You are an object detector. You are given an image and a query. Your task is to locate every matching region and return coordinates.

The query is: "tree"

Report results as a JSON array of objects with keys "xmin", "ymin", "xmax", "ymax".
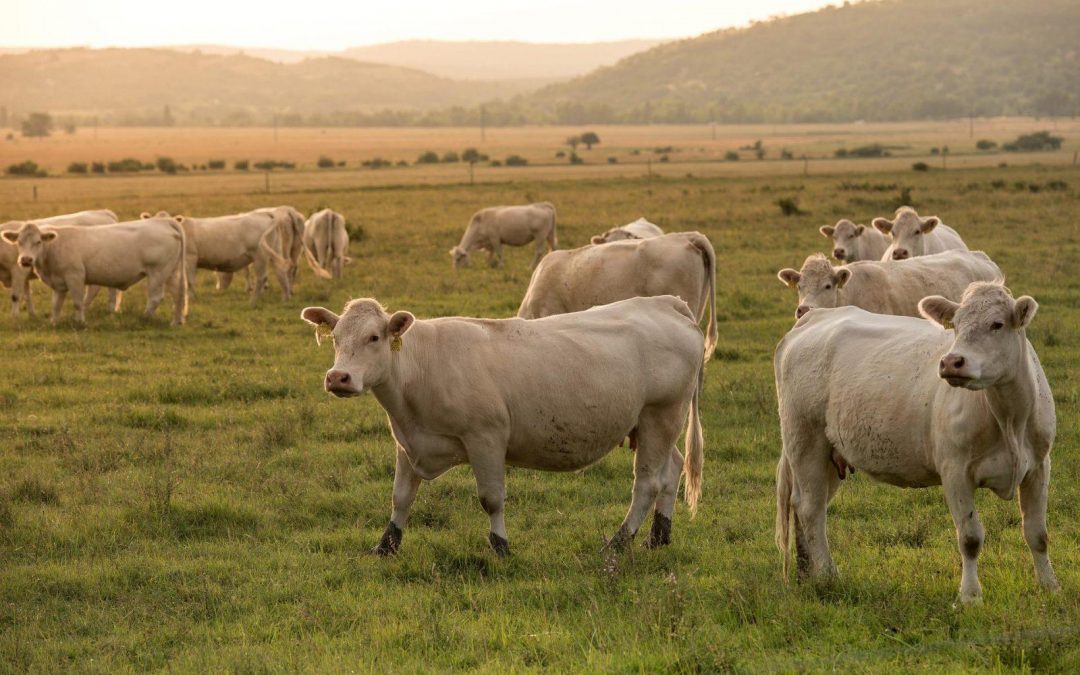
[
  {"xmin": 566, "ymin": 135, "xmax": 581, "ymax": 150},
  {"xmin": 21, "ymin": 112, "xmax": 53, "ymax": 138},
  {"xmin": 462, "ymin": 148, "xmax": 488, "ymax": 184},
  {"xmin": 580, "ymin": 132, "xmax": 600, "ymax": 150}
]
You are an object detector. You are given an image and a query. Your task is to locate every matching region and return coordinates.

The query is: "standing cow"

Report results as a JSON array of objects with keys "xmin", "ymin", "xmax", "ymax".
[
  {"xmin": 1, "ymin": 217, "xmax": 188, "ymax": 325},
  {"xmin": 774, "ymin": 283, "xmax": 1058, "ymax": 604},
  {"xmin": 818, "ymin": 218, "xmax": 890, "ymax": 263},
  {"xmin": 777, "ymin": 250, "xmax": 1000, "ymax": 319},
  {"xmin": 518, "ymin": 232, "xmax": 718, "ymax": 359},
  {"xmin": 214, "ymin": 206, "xmax": 305, "ymax": 292},
  {"xmin": 874, "ymin": 206, "xmax": 968, "ymax": 260},
  {"xmin": 301, "ymin": 295, "xmax": 705, "ymax": 556},
  {"xmin": 302, "ymin": 208, "xmax": 349, "ymax": 280},
  {"xmin": 591, "ymin": 217, "xmax": 664, "ymax": 244},
  {"xmin": 450, "ymin": 202, "xmax": 556, "ymax": 269},
  {"xmin": 2, "ymin": 210, "xmax": 119, "ymax": 318}
]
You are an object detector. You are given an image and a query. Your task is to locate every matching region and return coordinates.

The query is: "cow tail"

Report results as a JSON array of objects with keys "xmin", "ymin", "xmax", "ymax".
[
  {"xmin": 776, "ymin": 454, "xmax": 794, "ymax": 581},
  {"xmin": 301, "ymin": 214, "xmax": 334, "ymax": 279},
  {"xmin": 169, "ymin": 218, "xmax": 189, "ymax": 319},
  {"xmin": 259, "ymin": 224, "xmax": 291, "ymax": 273},
  {"xmin": 683, "ymin": 355, "xmax": 704, "ymax": 516},
  {"xmin": 689, "ymin": 232, "xmax": 718, "ymax": 360}
]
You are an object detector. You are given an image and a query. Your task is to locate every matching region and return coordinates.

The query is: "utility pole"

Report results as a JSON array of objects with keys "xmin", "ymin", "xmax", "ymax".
[{"xmin": 480, "ymin": 106, "xmax": 486, "ymax": 142}]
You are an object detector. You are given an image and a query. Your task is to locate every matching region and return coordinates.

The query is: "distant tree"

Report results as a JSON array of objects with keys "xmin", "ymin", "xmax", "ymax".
[
  {"xmin": 580, "ymin": 132, "xmax": 600, "ymax": 150},
  {"xmin": 91, "ymin": 162, "xmax": 105, "ymax": 174},
  {"xmin": 724, "ymin": 150, "xmax": 739, "ymax": 161},
  {"xmin": 912, "ymin": 162, "xmax": 930, "ymax": 172},
  {"xmin": 566, "ymin": 135, "xmax": 581, "ymax": 150},
  {"xmin": 975, "ymin": 139, "xmax": 997, "ymax": 151},
  {"xmin": 6, "ymin": 160, "xmax": 45, "ymax": 176},
  {"xmin": 156, "ymin": 157, "xmax": 179, "ymax": 174},
  {"xmin": 208, "ymin": 159, "xmax": 226, "ymax": 169},
  {"xmin": 505, "ymin": 155, "xmax": 528, "ymax": 166},
  {"xmin": 417, "ymin": 151, "xmax": 440, "ymax": 164},
  {"xmin": 752, "ymin": 139, "xmax": 765, "ymax": 159},
  {"xmin": 442, "ymin": 151, "xmax": 460, "ymax": 163},
  {"xmin": 21, "ymin": 112, "xmax": 53, "ymax": 138},
  {"xmin": 234, "ymin": 159, "xmax": 250, "ymax": 170},
  {"xmin": 317, "ymin": 156, "xmax": 335, "ymax": 168},
  {"xmin": 67, "ymin": 162, "xmax": 88, "ymax": 174}
]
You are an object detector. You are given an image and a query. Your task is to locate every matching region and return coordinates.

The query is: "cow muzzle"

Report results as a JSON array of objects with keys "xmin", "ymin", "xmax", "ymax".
[
  {"xmin": 18, "ymin": 256, "xmax": 33, "ymax": 268},
  {"xmin": 795, "ymin": 305, "xmax": 812, "ymax": 319},
  {"xmin": 325, "ymin": 369, "xmax": 361, "ymax": 397},
  {"xmin": 891, "ymin": 249, "xmax": 910, "ymax": 261},
  {"xmin": 939, "ymin": 354, "xmax": 973, "ymax": 388},
  {"xmin": 833, "ymin": 248, "xmax": 846, "ymax": 260}
]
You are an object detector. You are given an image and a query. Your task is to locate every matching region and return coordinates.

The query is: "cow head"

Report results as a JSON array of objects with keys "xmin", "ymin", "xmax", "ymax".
[
  {"xmin": 777, "ymin": 254, "xmax": 852, "ymax": 319},
  {"xmin": 919, "ymin": 282, "xmax": 1036, "ymax": 390},
  {"xmin": 449, "ymin": 245, "xmax": 470, "ymax": 269},
  {"xmin": 874, "ymin": 207, "xmax": 940, "ymax": 260},
  {"xmin": 591, "ymin": 228, "xmax": 636, "ymax": 245},
  {"xmin": 141, "ymin": 211, "xmax": 173, "ymax": 220},
  {"xmin": 301, "ymin": 299, "xmax": 415, "ymax": 397},
  {"xmin": 1, "ymin": 223, "xmax": 57, "ymax": 270},
  {"xmin": 820, "ymin": 219, "xmax": 873, "ymax": 262}
]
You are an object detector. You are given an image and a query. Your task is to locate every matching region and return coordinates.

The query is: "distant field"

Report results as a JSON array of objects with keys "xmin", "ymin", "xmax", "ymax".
[{"xmin": 0, "ymin": 154, "xmax": 1078, "ymax": 669}]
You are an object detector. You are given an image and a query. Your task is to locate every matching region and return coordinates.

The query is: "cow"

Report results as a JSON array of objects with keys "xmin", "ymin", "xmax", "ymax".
[
  {"xmin": 1, "ymin": 210, "xmax": 119, "ymax": 318},
  {"xmin": 591, "ymin": 217, "xmax": 664, "ymax": 244},
  {"xmin": 774, "ymin": 282, "xmax": 1058, "ymax": 605},
  {"xmin": 777, "ymin": 250, "xmax": 1000, "ymax": 319},
  {"xmin": 212, "ymin": 206, "xmax": 305, "ymax": 292},
  {"xmin": 302, "ymin": 208, "xmax": 349, "ymax": 280},
  {"xmin": 300, "ymin": 295, "xmax": 705, "ymax": 556},
  {"xmin": 518, "ymin": 232, "xmax": 718, "ymax": 359},
  {"xmin": 818, "ymin": 218, "xmax": 889, "ymax": 263},
  {"xmin": 144, "ymin": 211, "xmax": 291, "ymax": 300},
  {"xmin": 450, "ymin": 202, "xmax": 556, "ymax": 269},
  {"xmin": 1, "ymin": 218, "xmax": 188, "ymax": 325},
  {"xmin": 873, "ymin": 206, "xmax": 968, "ymax": 261}
]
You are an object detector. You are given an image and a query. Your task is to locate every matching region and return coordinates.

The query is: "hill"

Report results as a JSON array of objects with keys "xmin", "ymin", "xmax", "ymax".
[
  {"xmin": 0, "ymin": 48, "xmax": 529, "ymax": 124},
  {"xmin": 536, "ymin": 0, "xmax": 1080, "ymax": 123}
]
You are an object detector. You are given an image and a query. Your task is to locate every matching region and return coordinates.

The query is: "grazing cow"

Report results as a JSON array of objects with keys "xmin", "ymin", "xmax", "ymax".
[
  {"xmin": 777, "ymin": 250, "xmax": 1000, "ymax": 319},
  {"xmin": 1, "ymin": 218, "xmax": 187, "ymax": 325},
  {"xmin": 145, "ymin": 211, "xmax": 290, "ymax": 299},
  {"xmin": 774, "ymin": 283, "xmax": 1058, "ymax": 604},
  {"xmin": 518, "ymin": 232, "xmax": 718, "ymax": 359},
  {"xmin": 450, "ymin": 202, "xmax": 556, "ymax": 269},
  {"xmin": 1, "ymin": 210, "xmax": 119, "ymax": 318},
  {"xmin": 301, "ymin": 295, "xmax": 705, "ymax": 556},
  {"xmin": 591, "ymin": 217, "xmax": 664, "ymax": 244},
  {"xmin": 874, "ymin": 206, "xmax": 968, "ymax": 260},
  {"xmin": 302, "ymin": 208, "xmax": 350, "ymax": 280},
  {"xmin": 213, "ymin": 206, "xmax": 305, "ymax": 292},
  {"xmin": 819, "ymin": 218, "xmax": 889, "ymax": 263}
]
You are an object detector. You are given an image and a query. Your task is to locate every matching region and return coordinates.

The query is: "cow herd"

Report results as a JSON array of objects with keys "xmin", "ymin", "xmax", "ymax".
[{"xmin": 1, "ymin": 198, "xmax": 1059, "ymax": 606}]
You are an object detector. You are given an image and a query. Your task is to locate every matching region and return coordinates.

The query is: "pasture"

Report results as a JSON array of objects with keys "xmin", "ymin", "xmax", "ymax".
[{"xmin": 1, "ymin": 144, "xmax": 1078, "ymax": 670}]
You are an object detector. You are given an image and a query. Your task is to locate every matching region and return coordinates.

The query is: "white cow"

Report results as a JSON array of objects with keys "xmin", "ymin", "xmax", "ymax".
[
  {"xmin": 819, "ymin": 218, "xmax": 890, "ymax": 263},
  {"xmin": 1, "ymin": 218, "xmax": 188, "ymax": 325},
  {"xmin": 777, "ymin": 250, "xmax": 1000, "ymax": 319},
  {"xmin": 302, "ymin": 208, "xmax": 349, "ymax": 280},
  {"xmin": 518, "ymin": 232, "xmax": 718, "ymax": 359},
  {"xmin": 450, "ymin": 202, "xmax": 557, "ymax": 269},
  {"xmin": 301, "ymin": 295, "xmax": 705, "ymax": 556},
  {"xmin": 1, "ymin": 210, "xmax": 119, "ymax": 318},
  {"xmin": 591, "ymin": 217, "xmax": 664, "ymax": 244},
  {"xmin": 774, "ymin": 283, "xmax": 1058, "ymax": 604},
  {"xmin": 874, "ymin": 206, "xmax": 968, "ymax": 261},
  {"xmin": 213, "ymin": 206, "xmax": 305, "ymax": 292}
]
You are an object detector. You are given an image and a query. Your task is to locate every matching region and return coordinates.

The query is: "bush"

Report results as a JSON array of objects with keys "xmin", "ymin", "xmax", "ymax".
[
  {"xmin": 462, "ymin": 148, "xmax": 487, "ymax": 164},
  {"xmin": 337, "ymin": 161, "xmax": 346, "ymax": 167},
  {"xmin": 234, "ymin": 159, "xmax": 250, "ymax": 171},
  {"xmin": 847, "ymin": 144, "xmax": 889, "ymax": 158},
  {"xmin": 253, "ymin": 160, "xmax": 294, "ymax": 171},
  {"xmin": 930, "ymin": 147, "xmax": 940, "ymax": 155},
  {"xmin": 654, "ymin": 146, "xmax": 673, "ymax": 154},
  {"xmin": 208, "ymin": 159, "xmax": 226, "ymax": 170},
  {"xmin": 490, "ymin": 159, "xmax": 503, "ymax": 167},
  {"xmin": 975, "ymin": 139, "xmax": 997, "ymax": 151},
  {"xmin": 554, "ymin": 150, "xmax": 566, "ymax": 158},
  {"xmin": 835, "ymin": 148, "xmax": 849, "ymax": 158},
  {"xmin": 580, "ymin": 132, "xmax": 600, "ymax": 150},
  {"xmin": 21, "ymin": 112, "xmax": 52, "ymax": 138},
  {"xmin": 912, "ymin": 162, "xmax": 930, "ymax": 172},
  {"xmin": 67, "ymin": 162, "xmax": 88, "ymax": 174},
  {"xmin": 317, "ymin": 156, "xmax": 335, "ymax": 168},
  {"xmin": 362, "ymin": 158, "xmax": 392, "ymax": 169},
  {"xmin": 107, "ymin": 158, "xmax": 145, "ymax": 173},
  {"xmin": 724, "ymin": 150, "xmax": 739, "ymax": 161},
  {"xmin": 607, "ymin": 156, "xmax": 618, "ymax": 164},
  {"xmin": 91, "ymin": 162, "xmax": 106, "ymax": 174},
  {"xmin": 505, "ymin": 155, "xmax": 528, "ymax": 166},
  {"xmin": 396, "ymin": 160, "xmax": 409, "ymax": 167},
  {"xmin": 569, "ymin": 152, "xmax": 584, "ymax": 165},
  {"xmin": 776, "ymin": 197, "xmax": 804, "ymax": 216},
  {"xmin": 156, "ymin": 156, "xmax": 178, "ymax": 174},
  {"xmin": 780, "ymin": 149, "xmax": 794, "ymax": 160},
  {"xmin": 6, "ymin": 160, "xmax": 45, "ymax": 176},
  {"xmin": 442, "ymin": 151, "xmax": 460, "ymax": 163},
  {"xmin": 659, "ymin": 154, "xmax": 670, "ymax": 163},
  {"xmin": 416, "ymin": 151, "xmax": 440, "ymax": 164},
  {"xmin": 1002, "ymin": 131, "xmax": 1063, "ymax": 152}
]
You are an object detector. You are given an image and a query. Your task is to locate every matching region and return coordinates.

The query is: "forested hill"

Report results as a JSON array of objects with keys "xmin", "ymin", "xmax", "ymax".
[{"xmin": 535, "ymin": 0, "xmax": 1080, "ymax": 123}]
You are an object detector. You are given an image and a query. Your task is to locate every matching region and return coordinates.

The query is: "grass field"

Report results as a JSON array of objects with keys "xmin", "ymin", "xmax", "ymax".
[{"xmin": 0, "ymin": 137, "xmax": 1079, "ymax": 670}]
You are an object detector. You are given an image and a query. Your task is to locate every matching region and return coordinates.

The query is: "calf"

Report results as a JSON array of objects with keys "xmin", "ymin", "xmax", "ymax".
[
  {"xmin": 819, "ymin": 218, "xmax": 889, "ymax": 263},
  {"xmin": 774, "ymin": 283, "xmax": 1058, "ymax": 604},
  {"xmin": 874, "ymin": 206, "xmax": 968, "ymax": 260},
  {"xmin": 301, "ymin": 295, "xmax": 705, "ymax": 556}
]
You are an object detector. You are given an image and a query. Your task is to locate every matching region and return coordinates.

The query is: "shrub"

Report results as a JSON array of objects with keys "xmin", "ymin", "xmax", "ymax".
[
  {"xmin": 659, "ymin": 154, "xmax": 670, "ymax": 163},
  {"xmin": 107, "ymin": 158, "xmax": 145, "ymax": 173},
  {"xmin": 396, "ymin": 160, "xmax": 409, "ymax": 167},
  {"xmin": 780, "ymin": 149, "xmax": 794, "ymax": 160},
  {"xmin": 724, "ymin": 150, "xmax": 739, "ymax": 161},
  {"xmin": 1002, "ymin": 131, "xmax": 1063, "ymax": 152},
  {"xmin": 930, "ymin": 147, "xmax": 940, "ymax": 155},
  {"xmin": 462, "ymin": 149, "xmax": 487, "ymax": 164},
  {"xmin": 253, "ymin": 160, "xmax": 294, "ymax": 171},
  {"xmin": 569, "ymin": 152, "xmax": 584, "ymax": 165},
  {"xmin": 337, "ymin": 161, "xmax": 346, "ymax": 167},
  {"xmin": 580, "ymin": 132, "xmax": 600, "ymax": 149},
  {"xmin": 416, "ymin": 151, "xmax": 440, "ymax": 164},
  {"xmin": 607, "ymin": 156, "xmax": 618, "ymax": 164},
  {"xmin": 912, "ymin": 162, "xmax": 930, "ymax": 171},
  {"xmin": 442, "ymin": 151, "xmax": 460, "ymax": 163},
  {"xmin": 776, "ymin": 197, "xmax": 804, "ymax": 216},
  {"xmin": 362, "ymin": 158, "xmax": 392, "ymax": 169},
  {"xmin": 91, "ymin": 162, "xmax": 106, "ymax": 174},
  {"xmin": 234, "ymin": 159, "xmax": 250, "ymax": 171},
  {"xmin": 317, "ymin": 156, "xmax": 335, "ymax": 168},
  {"xmin": 21, "ymin": 112, "xmax": 52, "ymax": 138},
  {"xmin": 554, "ymin": 150, "xmax": 566, "ymax": 158},
  {"xmin": 489, "ymin": 159, "xmax": 503, "ymax": 167},
  {"xmin": 208, "ymin": 159, "xmax": 226, "ymax": 170},
  {"xmin": 847, "ymin": 144, "xmax": 889, "ymax": 158},
  {"xmin": 6, "ymin": 160, "xmax": 45, "ymax": 176},
  {"xmin": 67, "ymin": 162, "xmax": 88, "ymax": 174},
  {"xmin": 156, "ymin": 156, "xmax": 178, "ymax": 174},
  {"xmin": 654, "ymin": 146, "xmax": 673, "ymax": 154},
  {"xmin": 505, "ymin": 155, "xmax": 528, "ymax": 166},
  {"xmin": 975, "ymin": 139, "xmax": 997, "ymax": 151}
]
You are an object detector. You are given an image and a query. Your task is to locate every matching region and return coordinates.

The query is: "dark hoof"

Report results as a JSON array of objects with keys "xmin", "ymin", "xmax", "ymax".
[
  {"xmin": 371, "ymin": 521, "xmax": 402, "ymax": 556},
  {"xmin": 604, "ymin": 525, "xmax": 634, "ymax": 551},
  {"xmin": 644, "ymin": 512, "xmax": 672, "ymax": 549},
  {"xmin": 489, "ymin": 532, "xmax": 510, "ymax": 557}
]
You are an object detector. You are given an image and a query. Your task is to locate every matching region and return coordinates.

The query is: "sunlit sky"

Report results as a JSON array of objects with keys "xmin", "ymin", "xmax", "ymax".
[{"xmin": 6, "ymin": 0, "xmax": 838, "ymax": 50}]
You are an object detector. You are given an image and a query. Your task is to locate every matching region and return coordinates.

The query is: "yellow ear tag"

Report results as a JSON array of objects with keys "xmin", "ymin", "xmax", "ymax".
[
  {"xmin": 315, "ymin": 324, "xmax": 334, "ymax": 346},
  {"xmin": 390, "ymin": 335, "xmax": 402, "ymax": 352},
  {"xmin": 942, "ymin": 318, "xmax": 954, "ymax": 330}
]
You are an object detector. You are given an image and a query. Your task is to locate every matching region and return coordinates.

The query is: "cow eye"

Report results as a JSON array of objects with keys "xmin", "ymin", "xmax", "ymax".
[
  {"xmin": 369, "ymin": 335, "xmax": 379, "ymax": 343},
  {"xmin": 990, "ymin": 321, "xmax": 1004, "ymax": 331},
  {"xmin": 824, "ymin": 284, "xmax": 832, "ymax": 290}
]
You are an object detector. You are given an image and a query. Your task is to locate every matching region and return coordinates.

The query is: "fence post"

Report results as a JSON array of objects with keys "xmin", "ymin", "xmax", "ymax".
[
  {"xmin": 264, "ymin": 171, "xmax": 270, "ymax": 194},
  {"xmin": 32, "ymin": 184, "xmax": 37, "ymax": 201}
]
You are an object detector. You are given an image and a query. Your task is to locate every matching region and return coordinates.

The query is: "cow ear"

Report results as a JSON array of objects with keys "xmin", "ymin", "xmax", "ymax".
[
  {"xmin": 834, "ymin": 268, "xmax": 852, "ymax": 289},
  {"xmin": 448, "ymin": 248, "xmax": 456, "ymax": 257},
  {"xmin": 854, "ymin": 224, "xmax": 865, "ymax": 236},
  {"xmin": 590, "ymin": 235, "xmax": 605, "ymax": 244},
  {"xmin": 1, "ymin": 231, "xmax": 18, "ymax": 244},
  {"xmin": 387, "ymin": 311, "xmax": 415, "ymax": 337},
  {"xmin": 918, "ymin": 295, "xmax": 959, "ymax": 329},
  {"xmin": 777, "ymin": 268, "xmax": 801, "ymax": 289},
  {"xmin": 301, "ymin": 306, "xmax": 339, "ymax": 328},
  {"xmin": 40, "ymin": 230, "xmax": 57, "ymax": 242},
  {"xmin": 1012, "ymin": 296, "xmax": 1038, "ymax": 329},
  {"xmin": 140, "ymin": 212, "xmax": 152, "ymax": 219},
  {"xmin": 174, "ymin": 216, "xmax": 184, "ymax": 224},
  {"xmin": 872, "ymin": 217, "xmax": 893, "ymax": 234},
  {"xmin": 920, "ymin": 216, "xmax": 940, "ymax": 233},
  {"xmin": 819, "ymin": 225, "xmax": 835, "ymax": 238}
]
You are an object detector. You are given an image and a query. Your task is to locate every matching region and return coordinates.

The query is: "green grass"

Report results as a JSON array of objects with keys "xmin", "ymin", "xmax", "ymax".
[{"xmin": 1, "ymin": 164, "xmax": 1079, "ymax": 671}]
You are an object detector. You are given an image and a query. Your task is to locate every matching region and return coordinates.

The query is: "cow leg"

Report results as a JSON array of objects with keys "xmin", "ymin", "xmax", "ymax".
[
  {"xmin": 168, "ymin": 264, "xmax": 186, "ymax": 326},
  {"xmin": 1019, "ymin": 457, "xmax": 1059, "ymax": 591},
  {"xmin": 530, "ymin": 238, "xmax": 546, "ymax": 269},
  {"xmin": 143, "ymin": 274, "xmax": 166, "ymax": 319},
  {"xmin": 488, "ymin": 242, "xmax": 503, "ymax": 268},
  {"xmin": 373, "ymin": 446, "xmax": 422, "ymax": 556},
  {"xmin": 186, "ymin": 259, "xmax": 199, "ymax": 299},
  {"xmin": 66, "ymin": 278, "xmax": 87, "ymax": 324},
  {"xmin": 109, "ymin": 290, "xmax": 123, "ymax": 313},
  {"xmin": 610, "ymin": 413, "xmax": 680, "ymax": 550},
  {"xmin": 50, "ymin": 289, "xmax": 67, "ymax": 324},
  {"xmin": 942, "ymin": 471, "xmax": 984, "ymax": 605},
  {"xmin": 645, "ymin": 446, "xmax": 683, "ymax": 548},
  {"xmin": 84, "ymin": 285, "xmax": 101, "ymax": 308},
  {"xmin": 467, "ymin": 446, "xmax": 509, "ymax": 556},
  {"xmin": 272, "ymin": 260, "xmax": 292, "ymax": 300},
  {"xmin": 788, "ymin": 440, "xmax": 839, "ymax": 581},
  {"xmin": 216, "ymin": 271, "xmax": 233, "ymax": 290},
  {"xmin": 251, "ymin": 259, "xmax": 268, "ymax": 301},
  {"xmin": 23, "ymin": 280, "xmax": 34, "ymax": 318}
]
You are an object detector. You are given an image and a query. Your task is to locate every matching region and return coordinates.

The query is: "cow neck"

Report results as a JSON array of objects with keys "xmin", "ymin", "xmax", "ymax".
[
  {"xmin": 370, "ymin": 322, "xmax": 426, "ymax": 421},
  {"xmin": 459, "ymin": 222, "xmax": 479, "ymax": 252},
  {"xmin": 34, "ymin": 245, "xmax": 58, "ymax": 285},
  {"xmin": 979, "ymin": 335, "xmax": 1037, "ymax": 499}
]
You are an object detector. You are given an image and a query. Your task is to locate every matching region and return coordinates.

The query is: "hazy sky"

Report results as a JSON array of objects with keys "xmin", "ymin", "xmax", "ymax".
[{"xmin": 6, "ymin": 0, "xmax": 837, "ymax": 50}]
